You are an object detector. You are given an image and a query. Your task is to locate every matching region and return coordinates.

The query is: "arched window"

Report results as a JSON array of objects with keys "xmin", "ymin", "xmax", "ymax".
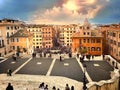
[
  {"xmin": 91, "ymin": 47, "xmax": 95, "ymax": 51},
  {"xmin": 96, "ymin": 47, "xmax": 101, "ymax": 51}
]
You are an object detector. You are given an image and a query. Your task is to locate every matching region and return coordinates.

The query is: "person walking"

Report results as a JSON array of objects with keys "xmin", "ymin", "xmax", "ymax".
[
  {"xmin": 44, "ymin": 85, "xmax": 48, "ymax": 90},
  {"xmin": 6, "ymin": 83, "xmax": 14, "ymax": 90},
  {"xmin": 71, "ymin": 86, "xmax": 74, "ymax": 90},
  {"xmin": 60, "ymin": 55, "xmax": 62, "ymax": 61},
  {"xmin": 12, "ymin": 54, "xmax": 16, "ymax": 61},
  {"xmin": 39, "ymin": 82, "xmax": 45, "ymax": 90},
  {"xmin": 65, "ymin": 84, "xmax": 70, "ymax": 90},
  {"xmin": 52, "ymin": 86, "xmax": 56, "ymax": 90},
  {"xmin": 7, "ymin": 69, "xmax": 12, "ymax": 76}
]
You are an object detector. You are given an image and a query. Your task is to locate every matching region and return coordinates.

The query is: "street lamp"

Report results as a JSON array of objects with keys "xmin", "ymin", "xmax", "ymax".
[{"xmin": 83, "ymin": 63, "xmax": 87, "ymax": 90}]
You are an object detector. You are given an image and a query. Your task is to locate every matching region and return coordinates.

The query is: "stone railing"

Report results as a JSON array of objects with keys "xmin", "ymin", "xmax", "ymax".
[
  {"xmin": 87, "ymin": 55, "xmax": 120, "ymax": 90},
  {"xmin": 105, "ymin": 55, "xmax": 120, "ymax": 70},
  {"xmin": 4, "ymin": 52, "xmax": 15, "ymax": 58},
  {"xmin": 87, "ymin": 69, "xmax": 119, "ymax": 90}
]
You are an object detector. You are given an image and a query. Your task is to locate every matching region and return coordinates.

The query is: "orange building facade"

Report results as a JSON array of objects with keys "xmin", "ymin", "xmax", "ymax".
[
  {"xmin": 72, "ymin": 19, "xmax": 103, "ymax": 55},
  {"xmin": 9, "ymin": 29, "xmax": 33, "ymax": 54},
  {"xmin": 41, "ymin": 26, "xmax": 55, "ymax": 48}
]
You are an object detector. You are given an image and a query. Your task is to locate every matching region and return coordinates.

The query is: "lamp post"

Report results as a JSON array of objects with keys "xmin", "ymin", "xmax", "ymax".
[{"xmin": 83, "ymin": 63, "xmax": 87, "ymax": 90}]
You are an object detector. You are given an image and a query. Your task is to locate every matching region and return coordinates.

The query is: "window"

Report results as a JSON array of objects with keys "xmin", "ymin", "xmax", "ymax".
[
  {"xmin": 11, "ymin": 26, "xmax": 13, "ymax": 30},
  {"xmin": 79, "ymin": 39, "xmax": 82, "ymax": 44},
  {"xmin": 91, "ymin": 39, "xmax": 95, "ymax": 43},
  {"xmin": 0, "ymin": 40, "xmax": 1, "ymax": 47},
  {"xmin": 110, "ymin": 39, "xmax": 113, "ymax": 44},
  {"xmin": 7, "ymin": 32, "xmax": 9, "ymax": 38},
  {"xmin": 113, "ymin": 33, "xmax": 116, "ymax": 37},
  {"xmin": 83, "ymin": 39, "xmax": 86, "ymax": 43},
  {"xmin": 17, "ymin": 46, "xmax": 19, "ymax": 50},
  {"xmin": 7, "ymin": 40, "xmax": 9, "ymax": 44},
  {"xmin": 84, "ymin": 32, "xmax": 86, "ymax": 35},
  {"xmin": 114, "ymin": 41, "xmax": 116, "ymax": 45},
  {"xmin": 96, "ymin": 47, "xmax": 101, "ymax": 51},
  {"xmin": 14, "ymin": 26, "xmax": 17, "ymax": 30},
  {"xmin": 87, "ymin": 32, "xmax": 89, "ymax": 35},
  {"xmin": 114, "ymin": 49, "xmax": 116, "ymax": 53},
  {"xmin": 2, "ymin": 40, "xmax": 4, "ymax": 46},
  {"xmin": 13, "ymin": 38, "xmax": 14, "ymax": 42},
  {"xmin": 96, "ymin": 39, "xmax": 101, "ymax": 43},
  {"xmin": 16, "ymin": 38, "xmax": 19, "ymax": 42},
  {"xmin": 6, "ymin": 26, "xmax": 9, "ymax": 30},
  {"xmin": 87, "ymin": 39, "xmax": 90, "ymax": 43},
  {"xmin": 88, "ymin": 47, "xmax": 90, "ymax": 51},
  {"xmin": 87, "ymin": 27, "xmax": 89, "ymax": 29},
  {"xmin": 118, "ymin": 42, "xmax": 120, "ymax": 47},
  {"xmin": 36, "ymin": 35, "xmax": 38, "ymax": 37},
  {"xmin": 91, "ymin": 47, "xmax": 95, "ymax": 51},
  {"xmin": 13, "ymin": 46, "xmax": 15, "ymax": 50}
]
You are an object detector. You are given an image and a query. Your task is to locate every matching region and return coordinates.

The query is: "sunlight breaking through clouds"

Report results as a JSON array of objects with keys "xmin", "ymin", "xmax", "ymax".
[{"xmin": 29, "ymin": 0, "xmax": 110, "ymax": 24}]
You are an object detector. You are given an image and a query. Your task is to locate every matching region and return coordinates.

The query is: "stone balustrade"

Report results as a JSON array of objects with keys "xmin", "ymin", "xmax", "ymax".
[{"xmin": 87, "ymin": 66, "xmax": 120, "ymax": 90}]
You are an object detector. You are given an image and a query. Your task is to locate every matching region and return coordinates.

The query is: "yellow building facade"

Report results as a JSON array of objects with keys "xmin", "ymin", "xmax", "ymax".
[{"xmin": 27, "ymin": 24, "xmax": 55, "ymax": 49}]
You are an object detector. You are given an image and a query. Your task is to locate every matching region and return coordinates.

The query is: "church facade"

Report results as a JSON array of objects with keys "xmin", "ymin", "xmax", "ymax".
[{"xmin": 71, "ymin": 19, "xmax": 103, "ymax": 55}]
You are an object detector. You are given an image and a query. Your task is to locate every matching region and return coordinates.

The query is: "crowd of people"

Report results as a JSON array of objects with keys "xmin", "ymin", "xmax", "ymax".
[
  {"xmin": 5, "ymin": 82, "xmax": 74, "ymax": 90},
  {"xmin": 39, "ymin": 82, "xmax": 74, "ymax": 90}
]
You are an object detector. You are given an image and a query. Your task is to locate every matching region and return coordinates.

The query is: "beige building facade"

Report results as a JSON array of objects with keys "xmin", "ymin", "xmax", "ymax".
[
  {"xmin": 27, "ymin": 24, "xmax": 55, "ymax": 49},
  {"xmin": 59, "ymin": 25, "xmax": 76, "ymax": 46},
  {"xmin": 0, "ymin": 18, "xmax": 25, "ymax": 56},
  {"xmin": 107, "ymin": 29, "xmax": 120, "ymax": 61},
  {"xmin": 100, "ymin": 24, "xmax": 120, "ymax": 61}
]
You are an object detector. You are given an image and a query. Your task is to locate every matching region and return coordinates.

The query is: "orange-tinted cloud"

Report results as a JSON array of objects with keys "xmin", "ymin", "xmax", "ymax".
[{"xmin": 29, "ymin": 0, "xmax": 110, "ymax": 24}]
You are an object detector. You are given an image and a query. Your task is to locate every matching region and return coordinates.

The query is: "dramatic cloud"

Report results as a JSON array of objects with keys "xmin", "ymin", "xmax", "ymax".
[{"xmin": 29, "ymin": 0, "xmax": 110, "ymax": 24}]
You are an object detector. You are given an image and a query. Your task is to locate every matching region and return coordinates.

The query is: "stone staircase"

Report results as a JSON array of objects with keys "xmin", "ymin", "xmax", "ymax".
[{"xmin": 0, "ymin": 74, "xmax": 83, "ymax": 90}]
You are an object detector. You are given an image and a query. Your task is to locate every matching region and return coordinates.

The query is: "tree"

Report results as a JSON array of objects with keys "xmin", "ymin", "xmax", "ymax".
[
  {"xmin": 23, "ymin": 48, "xmax": 27, "ymax": 52},
  {"xmin": 79, "ymin": 47, "xmax": 88, "ymax": 55}
]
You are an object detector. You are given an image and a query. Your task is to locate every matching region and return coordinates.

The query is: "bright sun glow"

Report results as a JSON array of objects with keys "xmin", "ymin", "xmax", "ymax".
[
  {"xmin": 64, "ymin": 1, "xmax": 78, "ymax": 11},
  {"xmin": 87, "ymin": 0, "xmax": 95, "ymax": 4}
]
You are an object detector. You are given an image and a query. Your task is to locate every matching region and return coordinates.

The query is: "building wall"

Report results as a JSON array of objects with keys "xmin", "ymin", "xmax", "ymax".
[
  {"xmin": 107, "ymin": 29, "xmax": 120, "ymax": 61},
  {"xmin": 0, "ymin": 19, "xmax": 24, "ymax": 56},
  {"xmin": 72, "ymin": 37, "xmax": 103, "ymax": 55},
  {"xmin": 72, "ymin": 19, "xmax": 103, "ymax": 55},
  {"xmin": 10, "ymin": 36, "xmax": 33, "ymax": 53},
  {"xmin": 27, "ymin": 25, "xmax": 55, "ymax": 49},
  {"xmin": 27, "ymin": 25, "xmax": 42, "ymax": 49},
  {"xmin": 41, "ymin": 26, "xmax": 54, "ymax": 48},
  {"xmin": 59, "ymin": 25, "xmax": 76, "ymax": 46}
]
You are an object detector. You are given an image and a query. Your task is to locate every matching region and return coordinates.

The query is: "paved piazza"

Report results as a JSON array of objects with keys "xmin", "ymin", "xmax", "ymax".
[{"xmin": 0, "ymin": 55, "xmax": 114, "ymax": 83}]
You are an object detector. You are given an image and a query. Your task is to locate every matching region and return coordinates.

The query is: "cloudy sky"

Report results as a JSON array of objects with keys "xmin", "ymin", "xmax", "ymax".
[{"xmin": 0, "ymin": 0, "xmax": 120, "ymax": 24}]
